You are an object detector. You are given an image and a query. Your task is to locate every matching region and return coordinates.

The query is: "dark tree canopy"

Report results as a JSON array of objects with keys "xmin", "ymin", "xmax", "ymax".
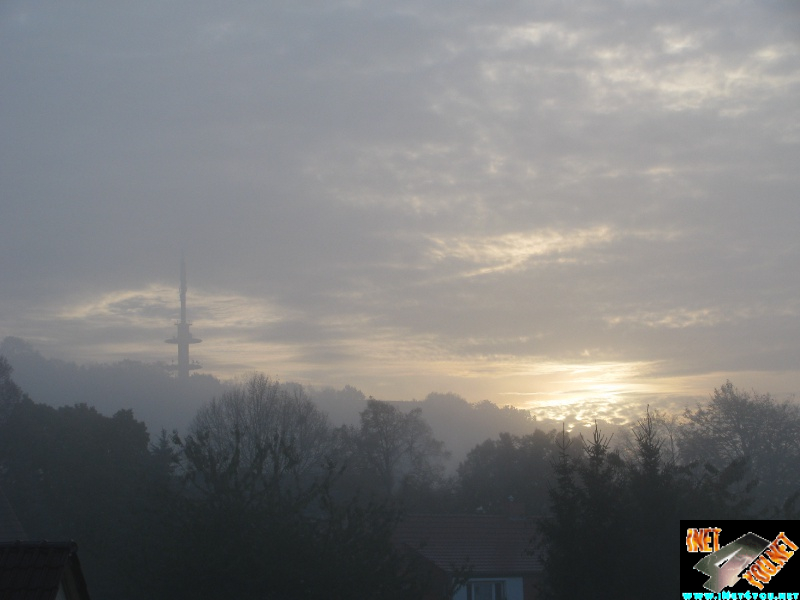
[
  {"xmin": 538, "ymin": 402, "xmax": 765, "ymax": 600},
  {"xmin": 0, "ymin": 356, "xmax": 24, "ymax": 424},
  {"xmin": 339, "ymin": 398, "xmax": 449, "ymax": 499},
  {"xmin": 0, "ymin": 398, "xmax": 165, "ymax": 599},
  {"xmin": 163, "ymin": 376, "xmax": 428, "ymax": 600},
  {"xmin": 456, "ymin": 429, "xmax": 558, "ymax": 515},
  {"xmin": 678, "ymin": 380, "xmax": 800, "ymax": 507}
]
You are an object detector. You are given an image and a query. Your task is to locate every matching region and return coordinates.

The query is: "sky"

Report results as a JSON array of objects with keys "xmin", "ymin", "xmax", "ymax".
[{"xmin": 1, "ymin": 0, "xmax": 799, "ymax": 423}]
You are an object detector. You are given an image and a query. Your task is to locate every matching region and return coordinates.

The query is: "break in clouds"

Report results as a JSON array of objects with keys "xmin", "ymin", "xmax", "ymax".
[{"xmin": 1, "ymin": 0, "xmax": 799, "ymax": 420}]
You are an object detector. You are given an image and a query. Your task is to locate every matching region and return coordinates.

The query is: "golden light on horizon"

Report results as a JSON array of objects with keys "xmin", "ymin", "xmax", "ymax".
[{"xmin": 16, "ymin": 282, "xmax": 799, "ymax": 429}]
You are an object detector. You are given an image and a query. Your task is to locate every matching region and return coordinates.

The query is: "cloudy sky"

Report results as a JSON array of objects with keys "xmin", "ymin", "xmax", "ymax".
[{"xmin": 1, "ymin": 0, "xmax": 799, "ymax": 422}]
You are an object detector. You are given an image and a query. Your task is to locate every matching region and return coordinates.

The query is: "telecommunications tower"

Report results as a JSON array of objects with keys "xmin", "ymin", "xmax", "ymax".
[{"xmin": 165, "ymin": 257, "xmax": 202, "ymax": 379}]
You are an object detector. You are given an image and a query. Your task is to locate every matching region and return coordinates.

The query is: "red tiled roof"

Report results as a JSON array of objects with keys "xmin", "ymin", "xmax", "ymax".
[
  {"xmin": 0, "ymin": 541, "xmax": 90, "ymax": 600},
  {"xmin": 394, "ymin": 514, "xmax": 543, "ymax": 575}
]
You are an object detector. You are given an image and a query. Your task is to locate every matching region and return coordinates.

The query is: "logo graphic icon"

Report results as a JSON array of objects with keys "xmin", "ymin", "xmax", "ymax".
[
  {"xmin": 691, "ymin": 532, "xmax": 770, "ymax": 592},
  {"xmin": 684, "ymin": 524, "xmax": 797, "ymax": 593}
]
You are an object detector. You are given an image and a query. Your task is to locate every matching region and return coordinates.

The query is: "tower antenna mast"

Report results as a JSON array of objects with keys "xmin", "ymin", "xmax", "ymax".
[{"xmin": 166, "ymin": 256, "xmax": 202, "ymax": 379}]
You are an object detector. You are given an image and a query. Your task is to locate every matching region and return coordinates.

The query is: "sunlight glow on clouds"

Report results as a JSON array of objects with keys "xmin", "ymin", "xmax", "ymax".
[
  {"xmin": 58, "ymin": 285, "xmax": 175, "ymax": 324},
  {"xmin": 586, "ymin": 39, "xmax": 800, "ymax": 114},
  {"xmin": 57, "ymin": 285, "xmax": 287, "ymax": 331},
  {"xmin": 480, "ymin": 359, "xmax": 665, "ymax": 425},
  {"xmin": 605, "ymin": 300, "xmax": 800, "ymax": 330},
  {"xmin": 18, "ymin": 285, "xmax": 291, "ymax": 369},
  {"xmin": 425, "ymin": 227, "xmax": 615, "ymax": 275},
  {"xmin": 605, "ymin": 307, "xmax": 730, "ymax": 330},
  {"xmin": 424, "ymin": 226, "xmax": 681, "ymax": 276},
  {"xmin": 495, "ymin": 22, "xmax": 585, "ymax": 51}
]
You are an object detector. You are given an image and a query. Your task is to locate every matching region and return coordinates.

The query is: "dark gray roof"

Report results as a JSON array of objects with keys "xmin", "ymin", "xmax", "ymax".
[
  {"xmin": 0, "ymin": 487, "xmax": 26, "ymax": 542},
  {"xmin": 0, "ymin": 541, "xmax": 91, "ymax": 600},
  {"xmin": 394, "ymin": 514, "xmax": 543, "ymax": 575}
]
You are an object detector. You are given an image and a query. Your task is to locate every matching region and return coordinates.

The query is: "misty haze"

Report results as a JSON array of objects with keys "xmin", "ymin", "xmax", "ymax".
[{"xmin": 1, "ymin": 1, "xmax": 799, "ymax": 598}]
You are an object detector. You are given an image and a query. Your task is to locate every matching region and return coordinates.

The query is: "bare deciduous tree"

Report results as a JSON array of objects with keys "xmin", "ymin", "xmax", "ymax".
[{"xmin": 174, "ymin": 373, "xmax": 332, "ymax": 509}]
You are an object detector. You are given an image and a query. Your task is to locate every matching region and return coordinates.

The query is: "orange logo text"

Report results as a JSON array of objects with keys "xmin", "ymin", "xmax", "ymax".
[
  {"xmin": 740, "ymin": 532, "xmax": 797, "ymax": 590},
  {"xmin": 686, "ymin": 528, "xmax": 722, "ymax": 553}
]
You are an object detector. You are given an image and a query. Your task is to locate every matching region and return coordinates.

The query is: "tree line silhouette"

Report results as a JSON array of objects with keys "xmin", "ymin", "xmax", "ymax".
[{"xmin": 1, "ymin": 354, "xmax": 798, "ymax": 599}]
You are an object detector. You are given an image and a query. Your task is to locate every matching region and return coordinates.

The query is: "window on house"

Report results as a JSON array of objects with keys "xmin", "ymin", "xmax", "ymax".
[{"xmin": 466, "ymin": 580, "xmax": 506, "ymax": 600}]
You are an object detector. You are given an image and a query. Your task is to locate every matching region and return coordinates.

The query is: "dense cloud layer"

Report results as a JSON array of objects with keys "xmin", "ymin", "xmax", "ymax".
[{"xmin": 1, "ymin": 0, "xmax": 798, "ymax": 420}]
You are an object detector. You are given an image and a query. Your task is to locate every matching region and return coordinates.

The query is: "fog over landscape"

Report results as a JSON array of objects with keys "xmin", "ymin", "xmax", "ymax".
[{"xmin": 2, "ymin": 1, "xmax": 799, "ymax": 424}]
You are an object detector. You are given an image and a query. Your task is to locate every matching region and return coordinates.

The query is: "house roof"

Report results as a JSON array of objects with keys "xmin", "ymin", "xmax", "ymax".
[
  {"xmin": 0, "ymin": 541, "xmax": 91, "ymax": 600},
  {"xmin": 0, "ymin": 485, "xmax": 26, "ymax": 542},
  {"xmin": 393, "ymin": 514, "xmax": 543, "ymax": 576}
]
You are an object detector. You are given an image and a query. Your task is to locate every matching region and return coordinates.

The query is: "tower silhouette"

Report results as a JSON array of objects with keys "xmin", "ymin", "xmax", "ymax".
[{"xmin": 165, "ymin": 257, "xmax": 202, "ymax": 379}]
